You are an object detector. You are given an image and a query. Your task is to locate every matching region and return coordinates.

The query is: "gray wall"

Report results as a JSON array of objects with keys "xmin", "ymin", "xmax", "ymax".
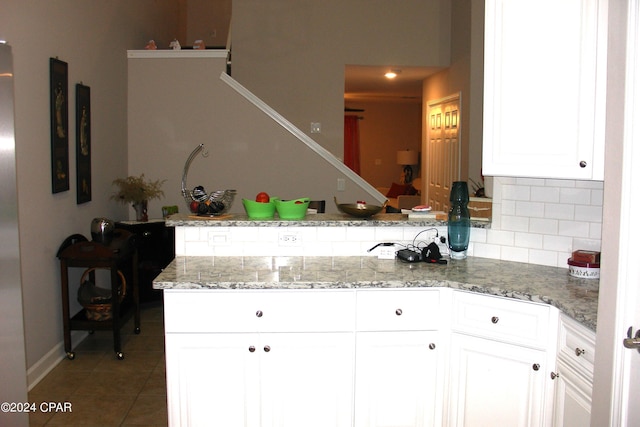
[
  {"xmin": 231, "ymin": 0, "xmax": 452, "ymax": 159},
  {"xmin": 0, "ymin": 0, "xmax": 178, "ymax": 380},
  {"xmin": 128, "ymin": 53, "xmax": 382, "ymax": 216},
  {"xmin": 230, "ymin": 0, "xmax": 485, "ymax": 192}
]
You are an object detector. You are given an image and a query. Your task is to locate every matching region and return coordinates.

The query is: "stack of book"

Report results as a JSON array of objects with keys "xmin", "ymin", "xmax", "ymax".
[{"xmin": 405, "ymin": 207, "xmax": 447, "ymax": 220}]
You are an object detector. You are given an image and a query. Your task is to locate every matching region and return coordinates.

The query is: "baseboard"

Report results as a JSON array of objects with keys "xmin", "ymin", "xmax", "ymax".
[{"xmin": 26, "ymin": 330, "xmax": 88, "ymax": 391}]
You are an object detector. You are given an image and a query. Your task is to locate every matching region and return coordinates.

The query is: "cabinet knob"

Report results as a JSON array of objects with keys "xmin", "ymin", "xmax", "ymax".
[
  {"xmin": 395, "ymin": 308, "xmax": 403, "ymax": 316},
  {"xmin": 532, "ymin": 363, "xmax": 540, "ymax": 371},
  {"xmin": 575, "ymin": 347, "xmax": 585, "ymax": 357},
  {"xmin": 550, "ymin": 372, "xmax": 560, "ymax": 380},
  {"xmin": 263, "ymin": 345, "xmax": 271, "ymax": 353},
  {"xmin": 429, "ymin": 343, "xmax": 436, "ymax": 350},
  {"xmin": 142, "ymin": 231, "xmax": 152, "ymax": 237},
  {"xmin": 491, "ymin": 316, "xmax": 499, "ymax": 324},
  {"xmin": 256, "ymin": 310, "xmax": 263, "ymax": 318},
  {"xmin": 248, "ymin": 346, "xmax": 256, "ymax": 353},
  {"xmin": 579, "ymin": 160, "xmax": 587, "ymax": 168}
]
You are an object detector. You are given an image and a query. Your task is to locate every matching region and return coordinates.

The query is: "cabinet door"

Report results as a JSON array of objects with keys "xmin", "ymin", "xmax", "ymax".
[
  {"xmin": 165, "ymin": 333, "xmax": 261, "ymax": 427},
  {"xmin": 447, "ymin": 333, "xmax": 549, "ymax": 427},
  {"xmin": 482, "ymin": 0, "xmax": 606, "ymax": 180},
  {"xmin": 553, "ymin": 360, "xmax": 592, "ymax": 427},
  {"xmin": 260, "ymin": 332, "xmax": 354, "ymax": 427},
  {"xmin": 166, "ymin": 332, "xmax": 354, "ymax": 427},
  {"xmin": 355, "ymin": 331, "xmax": 442, "ymax": 427}
]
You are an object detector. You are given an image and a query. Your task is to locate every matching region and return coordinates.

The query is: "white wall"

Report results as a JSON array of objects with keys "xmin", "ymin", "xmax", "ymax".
[{"xmin": 0, "ymin": 0, "xmax": 178, "ymax": 384}]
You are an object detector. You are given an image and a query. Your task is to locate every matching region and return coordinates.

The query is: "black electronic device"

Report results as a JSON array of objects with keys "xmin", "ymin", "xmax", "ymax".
[{"xmin": 396, "ymin": 249, "xmax": 422, "ymax": 263}]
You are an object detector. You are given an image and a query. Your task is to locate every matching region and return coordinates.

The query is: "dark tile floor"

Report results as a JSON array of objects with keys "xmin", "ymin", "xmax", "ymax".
[{"xmin": 28, "ymin": 303, "xmax": 168, "ymax": 426}]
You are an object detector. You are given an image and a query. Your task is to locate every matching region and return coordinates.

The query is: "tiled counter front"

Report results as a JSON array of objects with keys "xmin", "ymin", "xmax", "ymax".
[
  {"xmin": 167, "ymin": 213, "xmax": 490, "ymax": 257},
  {"xmin": 154, "ymin": 255, "xmax": 599, "ymax": 331}
]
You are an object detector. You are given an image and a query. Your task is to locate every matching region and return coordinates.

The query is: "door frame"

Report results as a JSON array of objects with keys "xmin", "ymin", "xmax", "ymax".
[{"xmin": 592, "ymin": 0, "xmax": 640, "ymax": 425}]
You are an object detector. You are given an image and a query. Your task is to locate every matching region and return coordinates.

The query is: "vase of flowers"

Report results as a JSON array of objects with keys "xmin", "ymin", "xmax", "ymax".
[{"xmin": 110, "ymin": 174, "xmax": 165, "ymax": 221}]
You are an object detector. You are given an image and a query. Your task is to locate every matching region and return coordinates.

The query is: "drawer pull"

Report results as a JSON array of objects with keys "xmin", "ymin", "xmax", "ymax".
[
  {"xmin": 256, "ymin": 310, "xmax": 263, "ymax": 318},
  {"xmin": 491, "ymin": 316, "xmax": 499, "ymax": 324},
  {"xmin": 429, "ymin": 343, "xmax": 436, "ymax": 350},
  {"xmin": 248, "ymin": 346, "xmax": 256, "ymax": 353},
  {"xmin": 575, "ymin": 347, "xmax": 585, "ymax": 357},
  {"xmin": 395, "ymin": 308, "xmax": 403, "ymax": 316},
  {"xmin": 550, "ymin": 372, "xmax": 559, "ymax": 380},
  {"xmin": 532, "ymin": 363, "xmax": 540, "ymax": 371},
  {"xmin": 264, "ymin": 345, "xmax": 271, "ymax": 353}
]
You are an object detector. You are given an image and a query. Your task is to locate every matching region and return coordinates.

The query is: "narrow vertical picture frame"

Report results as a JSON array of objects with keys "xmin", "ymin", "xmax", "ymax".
[
  {"xmin": 50, "ymin": 57, "xmax": 69, "ymax": 193},
  {"xmin": 76, "ymin": 83, "xmax": 91, "ymax": 204}
]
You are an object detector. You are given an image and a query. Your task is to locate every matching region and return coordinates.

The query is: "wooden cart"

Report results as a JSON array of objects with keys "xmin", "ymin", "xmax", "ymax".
[{"xmin": 57, "ymin": 229, "xmax": 140, "ymax": 360}]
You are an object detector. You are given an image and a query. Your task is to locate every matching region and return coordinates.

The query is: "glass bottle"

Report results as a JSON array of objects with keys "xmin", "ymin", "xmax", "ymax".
[{"xmin": 447, "ymin": 181, "xmax": 470, "ymax": 259}]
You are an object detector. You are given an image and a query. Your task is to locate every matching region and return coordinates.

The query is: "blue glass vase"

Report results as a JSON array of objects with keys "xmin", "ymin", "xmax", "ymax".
[{"xmin": 448, "ymin": 181, "xmax": 470, "ymax": 259}]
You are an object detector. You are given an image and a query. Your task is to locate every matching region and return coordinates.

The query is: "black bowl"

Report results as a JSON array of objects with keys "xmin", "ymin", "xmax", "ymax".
[{"xmin": 334, "ymin": 197, "xmax": 385, "ymax": 218}]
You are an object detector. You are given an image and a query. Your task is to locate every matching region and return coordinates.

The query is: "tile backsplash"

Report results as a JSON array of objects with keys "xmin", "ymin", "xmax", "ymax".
[
  {"xmin": 473, "ymin": 177, "xmax": 603, "ymax": 267},
  {"xmin": 175, "ymin": 177, "xmax": 603, "ymax": 269}
]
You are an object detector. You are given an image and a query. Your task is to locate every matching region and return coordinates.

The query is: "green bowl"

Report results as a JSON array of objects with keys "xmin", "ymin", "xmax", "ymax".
[
  {"xmin": 242, "ymin": 198, "xmax": 276, "ymax": 219},
  {"xmin": 274, "ymin": 198, "xmax": 310, "ymax": 220}
]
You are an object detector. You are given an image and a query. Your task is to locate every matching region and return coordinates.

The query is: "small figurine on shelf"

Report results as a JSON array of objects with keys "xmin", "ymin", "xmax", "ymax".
[
  {"xmin": 145, "ymin": 40, "xmax": 157, "ymax": 50},
  {"xmin": 193, "ymin": 39, "xmax": 205, "ymax": 50},
  {"xmin": 169, "ymin": 39, "xmax": 181, "ymax": 50}
]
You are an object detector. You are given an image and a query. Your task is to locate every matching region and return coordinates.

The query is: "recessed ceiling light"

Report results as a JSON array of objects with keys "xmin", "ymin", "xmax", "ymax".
[{"xmin": 384, "ymin": 71, "xmax": 398, "ymax": 79}]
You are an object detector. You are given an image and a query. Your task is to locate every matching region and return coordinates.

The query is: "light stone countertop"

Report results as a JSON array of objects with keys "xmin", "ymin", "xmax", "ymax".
[
  {"xmin": 153, "ymin": 255, "xmax": 599, "ymax": 331},
  {"xmin": 165, "ymin": 212, "xmax": 491, "ymax": 228}
]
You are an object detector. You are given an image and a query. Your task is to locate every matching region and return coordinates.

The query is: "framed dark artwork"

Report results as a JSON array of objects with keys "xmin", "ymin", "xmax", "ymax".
[
  {"xmin": 50, "ymin": 57, "xmax": 69, "ymax": 193},
  {"xmin": 76, "ymin": 83, "xmax": 91, "ymax": 204}
]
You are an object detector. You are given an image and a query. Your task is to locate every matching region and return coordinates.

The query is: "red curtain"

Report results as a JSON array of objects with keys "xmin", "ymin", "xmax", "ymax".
[{"xmin": 344, "ymin": 115, "xmax": 361, "ymax": 174}]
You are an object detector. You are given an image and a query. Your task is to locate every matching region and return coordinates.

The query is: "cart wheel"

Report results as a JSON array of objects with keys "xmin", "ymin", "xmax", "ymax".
[
  {"xmin": 134, "ymin": 327, "xmax": 141, "ymax": 334},
  {"xmin": 66, "ymin": 352, "xmax": 75, "ymax": 360},
  {"xmin": 116, "ymin": 352, "xmax": 124, "ymax": 360}
]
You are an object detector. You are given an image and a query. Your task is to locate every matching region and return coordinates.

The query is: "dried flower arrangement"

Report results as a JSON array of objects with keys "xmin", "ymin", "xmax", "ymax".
[{"xmin": 110, "ymin": 174, "xmax": 165, "ymax": 205}]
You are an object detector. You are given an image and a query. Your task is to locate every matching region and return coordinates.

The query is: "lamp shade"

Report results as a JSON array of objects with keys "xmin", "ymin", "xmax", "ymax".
[{"xmin": 396, "ymin": 150, "xmax": 419, "ymax": 165}]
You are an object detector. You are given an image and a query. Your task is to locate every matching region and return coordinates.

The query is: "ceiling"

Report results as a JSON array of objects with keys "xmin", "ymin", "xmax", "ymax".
[{"xmin": 344, "ymin": 64, "xmax": 442, "ymax": 104}]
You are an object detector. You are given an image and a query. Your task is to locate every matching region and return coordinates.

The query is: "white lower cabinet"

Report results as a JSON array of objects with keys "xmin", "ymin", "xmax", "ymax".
[
  {"xmin": 354, "ymin": 289, "xmax": 444, "ymax": 427},
  {"xmin": 163, "ymin": 288, "xmax": 594, "ymax": 427},
  {"xmin": 447, "ymin": 290, "xmax": 557, "ymax": 427},
  {"xmin": 165, "ymin": 332, "xmax": 354, "ymax": 427},
  {"xmin": 552, "ymin": 314, "xmax": 595, "ymax": 426}
]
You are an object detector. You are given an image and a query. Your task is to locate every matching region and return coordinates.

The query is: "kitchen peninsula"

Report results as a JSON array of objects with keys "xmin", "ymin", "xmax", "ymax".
[{"xmin": 155, "ymin": 213, "xmax": 598, "ymax": 426}]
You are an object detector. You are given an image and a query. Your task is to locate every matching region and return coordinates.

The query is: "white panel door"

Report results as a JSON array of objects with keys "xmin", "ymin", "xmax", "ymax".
[{"xmin": 426, "ymin": 94, "xmax": 461, "ymax": 212}]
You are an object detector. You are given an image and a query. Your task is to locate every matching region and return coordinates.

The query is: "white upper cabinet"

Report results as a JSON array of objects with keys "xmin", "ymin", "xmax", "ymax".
[{"xmin": 482, "ymin": 0, "xmax": 607, "ymax": 180}]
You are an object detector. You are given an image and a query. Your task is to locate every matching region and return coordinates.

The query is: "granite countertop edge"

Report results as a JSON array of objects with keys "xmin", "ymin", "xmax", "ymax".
[
  {"xmin": 165, "ymin": 213, "xmax": 490, "ymax": 228},
  {"xmin": 154, "ymin": 256, "xmax": 598, "ymax": 331}
]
